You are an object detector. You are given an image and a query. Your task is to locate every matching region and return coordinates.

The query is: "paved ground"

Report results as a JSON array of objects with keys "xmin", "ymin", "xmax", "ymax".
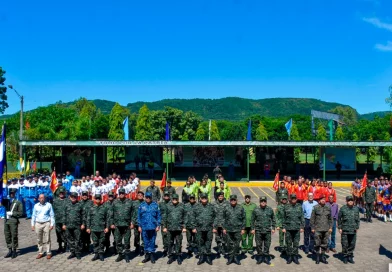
[{"xmin": 1, "ymin": 186, "xmax": 392, "ymax": 272}]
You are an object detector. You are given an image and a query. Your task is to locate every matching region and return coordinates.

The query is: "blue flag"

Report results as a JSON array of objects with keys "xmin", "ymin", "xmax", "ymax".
[
  {"xmin": 246, "ymin": 120, "xmax": 252, "ymax": 141},
  {"xmin": 285, "ymin": 118, "xmax": 293, "ymax": 137},
  {"xmin": 0, "ymin": 124, "xmax": 6, "ymax": 202},
  {"xmin": 165, "ymin": 122, "xmax": 170, "ymax": 141},
  {"xmin": 123, "ymin": 117, "xmax": 129, "ymax": 140}
]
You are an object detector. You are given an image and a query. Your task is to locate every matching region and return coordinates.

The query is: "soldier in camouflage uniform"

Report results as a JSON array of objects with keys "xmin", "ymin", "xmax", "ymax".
[
  {"xmin": 111, "ymin": 188, "xmax": 133, "ymax": 263},
  {"xmin": 53, "ymin": 187, "xmax": 70, "ymax": 254},
  {"xmin": 282, "ymin": 193, "xmax": 304, "ymax": 265},
  {"xmin": 184, "ymin": 194, "xmax": 197, "ymax": 257},
  {"xmin": 363, "ymin": 181, "xmax": 376, "ymax": 222},
  {"xmin": 338, "ymin": 195, "xmax": 360, "ymax": 264},
  {"xmin": 104, "ymin": 191, "xmax": 116, "ymax": 255},
  {"xmin": 145, "ymin": 180, "xmax": 161, "ymax": 202},
  {"xmin": 132, "ymin": 191, "xmax": 145, "ymax": 255},
  {"xmin": 64, "ymin": 192, "xmax": 85, "ymax": 260},
  {"xmin": 86, "ymin": 194, "xmax": 111, "ymax": 261},
  {"xmin": 191, "ymin": 193, "xmax": 216, "ymax": 265},
  {"xmin": 241, "ymin": 195, "xmax": 257, "ymax": 254},
  {"xmin": 310, "ymin": 194, "xmax": 332, "ymax": 264},
  {"xmin": 79, "ymin": 191, "xmax": 93, "ymax": 252},
  {"xmin": 251, "ymin": 196, "xmax": 276, "ymax": 265},
  {"xmin": 213, "ymin": 191, "xmax": 229, "ymax": 256},
  {"xmin": 163, "ymin": 193, "xmax": 186, "ymax": 265},
  {"xmin": 159, "ymin": 191, "xmax": 171, "ymax": 257},
  {"xmin": 53, "ymin": 180, "xmax": 66, "ymax": 200},
  {"xmin": 223, "ymin": 194, "xmax": 246, "ymax": 265},
  {"xmin": 276, "ymin": 182, "xmax": 289, "ymax": 203},
  {"xmin": 275, "ymin": 194, "xmax": 288, "ymax": 253},
  {"xmin": 164, "ymin": 180, "xmax": 176, "ymax": 198}
]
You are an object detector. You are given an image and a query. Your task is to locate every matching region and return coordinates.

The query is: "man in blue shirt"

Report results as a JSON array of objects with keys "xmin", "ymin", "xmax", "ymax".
[
  {"xmin": 302, "ymin": 192, "xmax": 318, "ymax": 254},
  {"xmin": 138, "ymin": 192, "xmax": 161, "ymax": 264},
  {"xmin": 31, "ymin": 194, "xmax": 55, "ymax": 259}
]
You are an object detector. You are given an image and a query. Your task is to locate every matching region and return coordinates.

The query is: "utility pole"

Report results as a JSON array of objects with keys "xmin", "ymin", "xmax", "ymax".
[{"xmin": 8, "ymin": 85, "xmax": 23, "ymax": 157}]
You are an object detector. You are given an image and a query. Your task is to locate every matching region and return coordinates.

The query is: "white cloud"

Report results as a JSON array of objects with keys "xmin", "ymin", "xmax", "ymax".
[
  {"xmin": 375, "ymin": 41, "xmax": 392, "ymax": 51},
  {"xmin": 363, "ymin": 17, "xmax": 392, "ymax": 32}
]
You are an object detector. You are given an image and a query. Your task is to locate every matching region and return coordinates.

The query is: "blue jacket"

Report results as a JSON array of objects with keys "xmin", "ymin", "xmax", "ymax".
[
  {"xmin": 24, "ymin": 184, "xmax": 38, "ymax": 198},
  {"xmin": 137, "ymin": 202, "xmax": 161, "ymax": 230}
]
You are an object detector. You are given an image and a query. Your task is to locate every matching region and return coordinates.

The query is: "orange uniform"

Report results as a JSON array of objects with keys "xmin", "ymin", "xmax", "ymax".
[
  {"xmin": 325, "ymin": 188, "xmax": 337, "ymax": 203},
  {"xmin": 294, "ymin": 184, "xmax": 306, "ymax": 201}
]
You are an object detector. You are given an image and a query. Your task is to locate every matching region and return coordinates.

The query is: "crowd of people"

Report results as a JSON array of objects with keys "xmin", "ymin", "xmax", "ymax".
[{"xmin": 0, "ymin": 171, "xmax": 368, "ymax": 266}]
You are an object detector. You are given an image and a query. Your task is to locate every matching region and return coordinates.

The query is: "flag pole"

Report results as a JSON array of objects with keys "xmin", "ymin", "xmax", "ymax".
[
  {"xmin": 166, "ymin": 148, "xmax": 169, "ymax": 182},
  {"xmin": 247, "ymin": 148, "xmax": 250, "ymax": 182}
]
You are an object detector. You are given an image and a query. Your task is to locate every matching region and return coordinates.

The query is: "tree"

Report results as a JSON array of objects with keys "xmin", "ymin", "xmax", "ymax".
[
  {"xmin": 0, "ymin": 67, "xmax": 9, "ymax": 114},
  {"xmin": 290, "ymin": 123, "xmax": 301, "ymax": 163},
  {"xmin": 329, "ymin": 106, "xmax": 358, "ymax": 126},
  {"xmin": 195, "ymin": 123, "xmax": 207, "ymax": 141},
  {"xmin": 163, "ymin": 106, "xmax": 183, "ymax": 140},
  {"xmin": 135, "ymin": 105, "xmax": 151, "ymax": 140},
  {"xmin": 335, "ymin": 125, "xmax": 345, "ymax": 140},
  {"xmin": 179, "ymin": 111, "xmax": 202, "ymax": 140},
  {"xmin": 316, "ymin": 124, "xmax": 327, "ymax": 141},
  {"xmin": 367, "ymin": 136, "xmax": 377, "ymax": 163},
  {"xmin": 210, "ymin": 120, "xmax": 220, "ymax": 141},
  {"xmin": 255, "ymin": 121, "xmax": 268, "ymax": 141}
]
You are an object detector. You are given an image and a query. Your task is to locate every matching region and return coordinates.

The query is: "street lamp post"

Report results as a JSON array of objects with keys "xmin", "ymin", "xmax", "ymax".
[{"xmin": 8, "ymin": 85, "xmax": 24, "ymax": 158}]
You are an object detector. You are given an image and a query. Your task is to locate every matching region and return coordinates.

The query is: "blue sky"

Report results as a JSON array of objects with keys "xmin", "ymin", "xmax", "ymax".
[{"xmin": 1, "ymin": 0, "xmax": 392, "ymax": 115}]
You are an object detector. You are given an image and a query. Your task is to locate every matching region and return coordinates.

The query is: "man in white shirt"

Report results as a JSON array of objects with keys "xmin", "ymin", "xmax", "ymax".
[{"xmin": 31, "ymin": 194, "xmax": 55, "ymax": 259}]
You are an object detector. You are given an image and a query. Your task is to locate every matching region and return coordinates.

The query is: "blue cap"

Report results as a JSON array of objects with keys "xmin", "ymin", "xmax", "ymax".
[{"xmin": 145, "ymin": 192, "xmax": 152, "ymax": 198}]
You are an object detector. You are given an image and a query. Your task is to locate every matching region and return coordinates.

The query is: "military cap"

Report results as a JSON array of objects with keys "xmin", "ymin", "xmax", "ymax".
[
  {"xmin": 95, "ymin": 194, "xmax": 102, "ymax": 199},
  {"xmin": 229, "ymin": 195, "xmax": 237, "ymax": 200},
  {"xmin": 163, "ymin": 191, "xmax": 170, "ymax": 196},
  {"xmin": 281, "ymin": 194, "xmax": 288, "ymax": 200},
  {"xmin": 346, "ymin": 195, "xmax": 354, "ymax": 201},
  {"xmin": 199, "ymin": 193, "xmax": 207, "ymax": 199},
  {"xmin": 108, "ymin": 191, "xmax": 115, "ymax": 197},
  {"xmin": 172, "ymin": 193, "xmax": 179, "ymax": 199},
  {"xmin": 145, "ymin": 192, "xmax": 152, "ymax": 198},
  {"xmin": 9, "ymin": 188, "xmax": 17, "ymax": 194},
  {"xmin": 70, "ymin": 192, "xmax": 78, "ymax": 198},
  {"xmin": 217, "ymin": 191, "xmax": 224, "ymax": 196},
  {"xmin": 290, "ymin": 193, "xmax": 297, "ymax": 199},
  {"xmin": 319, "ymin": 194, "xmax": 326, "ymax": 199},
  {"xmin": 260, "ymin": 196, "xmax": 267, "ymax": 202},
  {"xmin": 58, "ymin": 187, "xmax": 66, "ymax": 193},
  {"xmin": 82, "ymin": 191, "xmax": 88, "ymax": 196},
  {"xmin": 118, "ymin": 188, "xmax": 126, "ymax": 194}
]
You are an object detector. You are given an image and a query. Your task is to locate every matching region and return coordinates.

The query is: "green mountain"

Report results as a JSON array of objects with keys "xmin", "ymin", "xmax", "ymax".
[
  {"xmin": 360, "ymin": 111, "xmax": 391, "ymax": 120},
  {"xmin": 126, "ymin": 97, "xmax": 353, "ymax": 120}
]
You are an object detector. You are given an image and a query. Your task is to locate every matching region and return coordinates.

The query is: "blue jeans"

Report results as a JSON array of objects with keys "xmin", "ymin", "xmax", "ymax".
[
  {"xmin": 142, "ymin": 230, "xmax": 157, "ymax": 253},
  {"xmin": 328, "ymin": 219, "xmax": 337, "ymax": 249},
  {"xmin": 304, "ymin": 219, "xmax": 315, "ymax": 251}
]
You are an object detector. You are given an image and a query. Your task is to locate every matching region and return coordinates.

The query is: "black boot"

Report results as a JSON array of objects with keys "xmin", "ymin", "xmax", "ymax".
[
  {"xmin": 177, "ymin": 254, "xmax": 183, "ymax": 265},
  {"xmin": 139, "ymin": 246, "xmax": 144, "ymax": 256},
  {"xmin": 206, "ymin": 255, "xmax": 212, "ymax": 265},
  {"xmin": 226, "ymin": 256, "xmax": 233, "ymax": 265},
  {"xmin": 11, "ymin": 249, "xmax": 17, "ymax": 259},
  {"xmin": 67, "ymin": 252, "xmax": 76, "ymax": 259},
  {"xmin": 125, "ymin": 253, "xmax": 130, "ymax": 263},
  {"xmin": 162, "ymin": 250, "xmax": 168, "ymax": 257},
  {"xmin": 316, "ymin": 253, "xmax": 320, "ymax": 264},
  {"xmin": 321, "ymin": 254, "xmax": 328, "ymax": 264},
  {"xmin": 150, "ymin": 253, "xmax": 156, "ymax": 264},
  {"xmin": 264, "ymin": 255, "xmax": 271, "ymax": 265},
  {"xmin": 286, "ymin": 255, "xmax": 292, "ymax": 264},
  {"xmin": 91, "ymin": 253, "xmax": 99, "ymax": 261},
  {"xmin": 5, "ymin": 249, "xmax": 12, "ymax": 258},
  {"xmin": 58, "ymin": 246, "xmax": 64, "ymax": 254},
  {"xmin": 167, "ymin": 255, "xmax": 175, "ymax": 264},
  {"xmin": 142, "ymin": 253, "xmax": 151, "ymax": 263},
  {"xmin": 197, "ymin": 254, "xmax": 205, "ymax": 265},
  {"xmin": 99, "ymin": 253, "xmax": 104, "ymax": 261},
  {"xmin": 293, "ymin": 255, "xmax": 300, "ymax": 265},
  {"xmin": 256, "ymin": 255, "xmax": 263, "ymax": 264},
  {"xmin": 234, "ymin": 255, "xmax": 241, "ymax": 265},
  {"xmin": 348, "ymin": 256, "xmax": 355, "ymax": 264},
  {"xmin": 187, "ymin": 249, "xmax": 193, "ymax": 258},
  {"xmin": 76, "ymin": 253, "xmax": 81, "ymax": 260},
  {"xmin": 115, "ymin": 253, "xmax": 124, "ymax": 262},
  {"xmin": 343, "ymin": 256, "xmax": 348, "ymax": 264}
]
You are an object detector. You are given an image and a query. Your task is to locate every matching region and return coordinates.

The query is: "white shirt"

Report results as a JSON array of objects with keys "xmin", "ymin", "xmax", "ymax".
[
  {"xmin": 126, "ymin": 183, "xmax": 137, "ymax": 193},
  {"xmin": 91, "ymin": 186, "xmax": 101, "ymax": 196},
  {"xmin": 133, "ymin": 177, "xmax": 140, "ymax": 186},
  {"xmin": 70, "ymin": 185, "xmax": 78, "ymax": 194}
]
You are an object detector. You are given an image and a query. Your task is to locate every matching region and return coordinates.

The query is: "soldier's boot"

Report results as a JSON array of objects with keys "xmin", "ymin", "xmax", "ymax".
[
  {"xmin": 58, "ymin": 245, "xmax": 64, "ymax": 254},
  {"xmin": 321, "ymin": 254, "xmax": 328, "ymax": 264},
  {"xmin": 264, "ymin": 255, "xmax": 271, "ymax": 265},
  {"xmin": 348, "ymin": 256, "xmax": 355, "ymax": 264},
  {"xmin": 162, "ymin": 249, "xmax": 168, "ymax": 257},
  {"xmin": 76, "ymin": 253, "xmax": 81, "ymax": 260},
  {"xmin": 115, "ymin": 253, "xmax": 124, "ymax": 262},
  {"xmin": 11, "ymin": 249, "xmax": 17, "ymax": 259},
  {"xmin": 104, "ymin": 247, "xmax": 110, "ymax": 255},
  {"xmin": 315, "ymin": 253, "xmax": 320, "ymax": 264},
  {"xmin": 177, "ymin": 254, "xmax": 183, "ymax": 265},
  {"xmin": 99, "ymin": 253, "xmax": 104, "ymax": 261},
  {"xmin": 67, "ymin": 252, "xmax": 76, "ymax": 260},
  {"xmin": 139, "ymin": 246, "xmax": 145, "ymax": 256},
  {"xmin": 5, "ymin": 249, "xmax": 12, "ymax": 258},
  {"xmin": 286, "ymin": 255, "xmax": 293, "ymax": 264},
  {"xmin": 234, "ymin": 255, "xmax": 241, "ymax": 265},
  {"xmin": 226, "ymin": 256, "xmax": 233, "ymax": 265},
  {"xmin": 187, "ymin": 249, "xmax": 193, "ymax": 258},
  {"xmin": 343, "ymin": 256, "xmax": 348, "ymax": 264},
  {"xmin": 206, "ymin": 255, "xmax": 213, "ymax": 265},
  {"xmin": 142, "ymin": 253, "xmax": 150, "ymax": 263},
  {"xmin": 293, "ymin": 255, "xmax": 300, "ymax": 265},
  {"xmin": 197, "ymin": 254, "xmax": 205, "ymax": 265},
  {"xmin": 125, "ymin": 253, "xmax": 130, "ymax": 263},
  {"xmin": 150, "ymin": 253, "xmax": 156, "ymax": 264},
  {"xmin": 256, "ymin": 255, "xmax": 264, "ymax": 265},
  {"xmin": 167, "ymin": 255, "xmax": 175, "ymax": 264},
  {"xmin": 91, "ymin": 253, "xmax": 99, "ymax": 261}
]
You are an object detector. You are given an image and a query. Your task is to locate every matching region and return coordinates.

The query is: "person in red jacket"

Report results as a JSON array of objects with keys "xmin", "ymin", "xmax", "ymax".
[
  {"xmin": 287, "ymin": 179, "xmax": 296, "ymax": 195},
  {"xmin": 325, "ymin": 182, "xmax": 337, "ymax": 203},
  {"xmin": 309, "ymin": 180, "xmax": 322, "ymax": 202},
  {"xmin": 319, "ymin": 181, "xmax": 328, "ymax": 198},
  {"xmin": 294, "ymin": 179, "xmax": 306, "ymax": 204}
]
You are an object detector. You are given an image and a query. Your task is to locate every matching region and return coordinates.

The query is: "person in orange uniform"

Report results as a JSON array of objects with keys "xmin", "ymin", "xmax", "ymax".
[
  {"xmin": 294, "ymin": 179, "xmax": 306, "ymax": 204},
  {"xmin": 325, "ymin": 182, "xmax": 337, "ymax": 203},
  {"xmin": 287, "ymin": 179, "xmax": 296, "ymax": 195},
  {"xmin": 309, "ymin": 180, "xmax": 321, "ymax": 202}
]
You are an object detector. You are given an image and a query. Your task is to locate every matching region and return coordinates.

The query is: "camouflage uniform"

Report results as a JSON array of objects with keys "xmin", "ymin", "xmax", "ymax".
[
  {"xmin": 310, "ymin": 204, "xmax": 332, "ymax": 255},
  {"xmin": 145, "ymin": 185, "xmax": 161, "ymax": 202},
  {"xmin": 3, "ymin": 190, "xmax": 23, "ymax": 257},
  {"xmin": 184, "ymin": 200, "xmax": 198, "ymax": 251},
  {"xmin": 363, "ymin": 185, "xmax": 376, "ymax": 221},
  {"xmin": 53, "ymin": 193, "xmax": 71, "ymax": 250},
  {"xmin": 132, "ymin": 198, "xmax": 144, "ymax": 250},
  {"xmin": 79, "ymin": 196, "xmax": 93, "ymax": 251},
  {"xmin": 86, "ymin": 199, "xmax": 111, "ymax": 255},
  {"xmin": 276, "ymin": 188, "xmax": 289, "ymax": 203},
  {"xmin": 163, "ymin": 201, "xmax": 185, "ymax": 256},
  {"xmin": 338, "ymin": 203, "xmax": 360, "ymax": 258},
  {"xmin": 191, "ymin": 201, "xmax": 216, "ymax": 255},
  {"xmin": 282, "ymin": 201, "xmax": 304, "ymax": 257},
  {"xmin": 64, "ymin": 197, "xmax": 84, "ymax": 255},
  {"xmin": 159, "ymin": 198, "xmax": 171, "ymax": 253},
  {"xmin": 213, "ymin": 198, "xmax": 229, "ymax": 252},
  {"xmin": 164, "ymin": 186, "xmax": 176, "ymax": 199},
  {"xmin": 112, "ymin": 197, "xmax": 133, "ymax": 255},
  {"xmin": 275, "ymin": 199, "xmax": 287, "ymax": 251},
  {"xmin": 223, "ymin": 197, "xmax": 246, "ymax": 258},
  {"xmin": 251, "ymin": 201, "xmax": 276, "ymax": 257},
  {"xmin": 103, "ymin": 199, "xmax": 116, "ymax": 252}
]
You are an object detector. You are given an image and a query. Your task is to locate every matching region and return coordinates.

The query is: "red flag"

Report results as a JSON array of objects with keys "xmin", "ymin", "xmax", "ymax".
[
  {"xmin": 359, "ymin": 172, "xmax": 367, "ymax": 196},
  {"xmin": 160, "ymin": 170, "xmax": 167, "ymax": 191},
  {"xmin": 50, "ymin": 170, "xmax": 58, "ymax": 193},
  {"xmin": 32, "ymin": 161, "xmax": 37, "ymax": 171},
  {"xmin": 272, "ymin": 171, "xmax": 280, "ymax": 192}
]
